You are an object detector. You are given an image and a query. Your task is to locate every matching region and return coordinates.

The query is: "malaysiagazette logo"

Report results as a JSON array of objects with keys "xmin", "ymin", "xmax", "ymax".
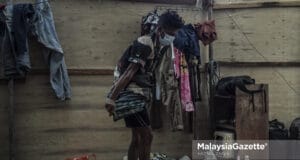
[{"xmin": 197, "ymin": 142, "xmax": 268, "ymax": 151}]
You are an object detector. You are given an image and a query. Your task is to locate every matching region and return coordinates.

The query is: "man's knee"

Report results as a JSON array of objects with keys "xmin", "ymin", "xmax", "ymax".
[
  {"xmin": 131, "ymin": 129, "xmax": 141, "ymax": 146},
  {"xmin": 140, "ymin": 128, "xmax": 153, "ymax": 145}
]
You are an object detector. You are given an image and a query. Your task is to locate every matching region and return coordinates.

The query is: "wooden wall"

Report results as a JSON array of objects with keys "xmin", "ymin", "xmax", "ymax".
[
  {"xmin": 0, "ymin": 75, "xmax": 192, "ymax": 160},
  {"xmin": 0, "ymin": 0, "xmax": 299, "ymax": 159}
]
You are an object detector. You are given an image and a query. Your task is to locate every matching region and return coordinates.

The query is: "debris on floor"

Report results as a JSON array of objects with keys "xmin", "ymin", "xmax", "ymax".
[
  {"xmin": 65, "ymin": 154, "xmax": 96, "ymax": 160},
  {"xmin": 122, "ymin": 153, "xmax": 191, "ymax": 160}
]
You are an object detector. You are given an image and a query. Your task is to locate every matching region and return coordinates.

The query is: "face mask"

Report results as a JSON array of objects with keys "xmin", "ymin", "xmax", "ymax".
[{"xmin": 159, "ymin": 33, "xmax": 175, "ymax": 46}]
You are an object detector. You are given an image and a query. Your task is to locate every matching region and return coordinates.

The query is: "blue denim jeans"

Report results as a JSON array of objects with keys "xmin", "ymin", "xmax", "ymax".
[
  {"xmin": 0, "ymin": 1, "xmax": 71, "ymax": 100},
  {"xmin": 32, "ymin": 0, "xmax": 71, "ymax": 100}
]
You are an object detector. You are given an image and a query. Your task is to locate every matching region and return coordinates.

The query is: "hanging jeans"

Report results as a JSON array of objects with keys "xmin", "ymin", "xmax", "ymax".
[
  {"xmin": 0, "ymin": 1, "xmax": 71, "ymax": 100},
  {"xmin": 32, "ymin": 0, "xmax": 71, "ymax": 100}
]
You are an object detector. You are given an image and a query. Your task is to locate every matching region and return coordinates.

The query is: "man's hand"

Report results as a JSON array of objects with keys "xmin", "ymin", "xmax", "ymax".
[{"xmin": 105, "ymin": 98, "xmax": 115, "ymax": 116}]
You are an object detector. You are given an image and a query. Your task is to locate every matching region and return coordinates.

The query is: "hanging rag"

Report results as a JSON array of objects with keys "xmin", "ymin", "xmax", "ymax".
[
  {"xmin": 32, "ymin": 0, "xmax": 71, "ymax": 100},
  {"xmin": 174, "ymin": 47, "xmax": 194, "ymax": 112},
  {"xmin": 194, "ymin": 20, "xmax": 217, "ymax": 46}
]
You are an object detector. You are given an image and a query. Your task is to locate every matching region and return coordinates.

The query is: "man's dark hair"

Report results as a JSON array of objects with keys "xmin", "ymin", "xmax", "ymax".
[{"xmin": 158, "ymin": 10, "xmax": 184, "ymax": 31}]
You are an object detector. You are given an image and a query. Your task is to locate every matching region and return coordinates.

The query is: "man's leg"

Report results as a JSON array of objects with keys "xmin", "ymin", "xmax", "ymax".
[
  {"xmin": 138, "ymin": 127, "xmax": 153, "ymax": 160},
  {"xmin": 128, "ymin": 128, "xmax": 140, "ymax": 160}
]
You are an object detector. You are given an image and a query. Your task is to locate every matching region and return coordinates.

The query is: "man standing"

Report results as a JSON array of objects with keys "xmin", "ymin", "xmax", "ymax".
[{"xmin": 105, "ymin": 10, "xmax": 184, "ymax": 160}]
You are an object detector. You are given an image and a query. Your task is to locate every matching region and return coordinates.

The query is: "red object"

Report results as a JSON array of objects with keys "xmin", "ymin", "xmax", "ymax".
[
  {"xmin": 194, "ymin": 20, "xmax": 217, "ymax": 46},
  {"xmin": 65, "ymin": 154, "xmax": 96, "ymax": 160},
  {"xmin": 0, "ymin": 4, "xmax": 6, "ymax": 10}
]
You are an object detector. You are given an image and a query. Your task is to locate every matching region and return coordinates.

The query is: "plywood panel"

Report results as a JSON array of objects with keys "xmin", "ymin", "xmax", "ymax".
[
  {"xmin": 214, "ymin": 0, "xmax": 300, "ymax": 9},
  {"xmin": 27, "ymin": 0, "xmax": 203, "ymax": 70},
  {"xmin": 214, "ymin": 7, "xmax": 300, "ymax": 62},
  {"xmin": 0, "ymin": 75, "xmax": 192, "ymax": 160},
  {"xmin": 4, "ymin": 1, "xmax": 299, "ymax": 70}
]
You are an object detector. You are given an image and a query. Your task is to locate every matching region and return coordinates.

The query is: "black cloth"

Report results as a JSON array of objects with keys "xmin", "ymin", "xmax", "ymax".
[
  {"xmin": 0, "ymin": 10, "xmax": 18, "ymax": 78},
  {"xmin": 12, "ymin": 4, "xmax": 35, "ymax": 76},
  {"xmin": 0, "ymin": 12, "xmax": 5, "ymax": 79},
  {"xmin": 124, "ymin": 109, "xmax": 150, "ymax": 128},
  {"xmin": 0, "ymin": 11, "xmax": 4, "ymax": 36},
  {"xmin": 0, "ymin": 4, "xmax": 35, "ymax": 78}
]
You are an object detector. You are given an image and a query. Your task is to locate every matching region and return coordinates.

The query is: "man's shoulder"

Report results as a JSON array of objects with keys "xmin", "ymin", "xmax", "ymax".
[{"xmin": 136, "ymin": 35, "xmax": 154, "ymax": 48}]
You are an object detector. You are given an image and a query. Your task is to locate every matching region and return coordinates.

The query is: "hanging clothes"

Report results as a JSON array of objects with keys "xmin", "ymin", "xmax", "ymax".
[
  {"xmin": 158, "ymin": 46, "xmax": 184, "ymax": 131},
  {"xmin": 174, "ymin": 47, "xmax": 194, "ymax": 112},
  {"xmin": 194, "ymin": 20, "xmax": 217, "ymax": 46},
  {"xmin": 173, "ymin": 24, "xmax": 201, "ymax": 132},
  {"xmin": 1, "ymin": 5, "xmax": 19, "ymax": 78},
  {"xmin": 13, "ymin": 4, "xmax": 35, "ymax": 76},
  {"xmin": 32, "ymin": 0, "xmax": 71, "ymax": 100},
  {"xmin": 174, "ymin": 24, "xmax": 200, "ymax": 59},
  {"xmin": 0, "ymin": 1, "xmax": 71, "ymax": 100},
  {"xmin": 0, "ymin": 11, "xmax": 6, "ymax": 79},
  {"xmin": 174, "ymin": 24, "xmax": 202, "ymax": 103}
]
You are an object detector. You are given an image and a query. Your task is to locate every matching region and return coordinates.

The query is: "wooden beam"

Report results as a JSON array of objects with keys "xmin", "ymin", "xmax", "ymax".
[
  {"xmin": 214, "ymin": 0, "xmax": 300, "ymax": 10},
  {"xmin": 30, "ymin": 68, "xmax": 114, "ymax": 75},
  {"xmin": 1, "ymin": 61, "xmax": 299, "ymax": 80},
  {"xmin": 219, "ymin": 61, "xmax": 300, "ymax": 67},
  {"xmin": 118, "ymin": 0, "xmax": 196, "ymax": 5}
]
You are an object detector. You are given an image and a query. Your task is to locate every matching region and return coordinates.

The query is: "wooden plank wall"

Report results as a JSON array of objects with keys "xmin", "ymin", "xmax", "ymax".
[
  {"xmin": 214, "ymin": 0, "xmax": 300, "ymax": 9},
  {"xmin": 0, "ymin": 75, "xmax": 193, "ymax": 160},
  {"xmin": 0, "ymin": 0, "xmax": 299, "ymax": 159},
  {"xmin": 1, "ymin": 1, "xmax": 199, "ymax": 159}
]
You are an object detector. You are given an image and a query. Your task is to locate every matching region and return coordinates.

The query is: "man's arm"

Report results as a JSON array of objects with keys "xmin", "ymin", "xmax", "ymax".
[
  {"xmin": 105, "ymin": 63, "xmax": 140, "ymax": 116},
  {"xmin": 105, "ymin": 37, "xmax": 152, "ymax": 116},
  {"xmin": 109, "ymin": 63, "xmax": 140, "ymax": 100}
]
